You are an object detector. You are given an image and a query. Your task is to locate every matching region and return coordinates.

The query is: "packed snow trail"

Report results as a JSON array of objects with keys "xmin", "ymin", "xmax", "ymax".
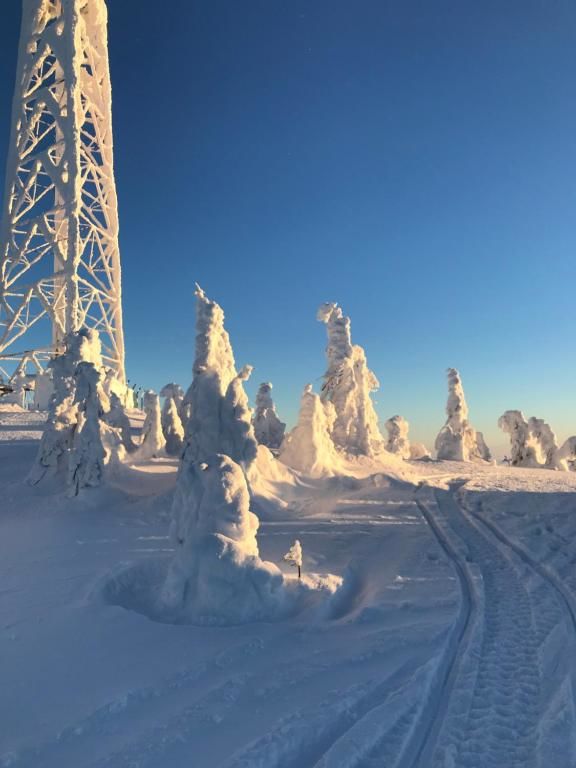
[{"xmin": 405, "ymin": 484, "xmax": 576, "ymax": 768}]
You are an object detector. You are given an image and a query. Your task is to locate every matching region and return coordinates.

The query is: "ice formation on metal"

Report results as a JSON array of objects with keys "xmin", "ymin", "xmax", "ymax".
[{"xmin": 0, "ymin": 0, "xmax": 125, "ymax": 382}]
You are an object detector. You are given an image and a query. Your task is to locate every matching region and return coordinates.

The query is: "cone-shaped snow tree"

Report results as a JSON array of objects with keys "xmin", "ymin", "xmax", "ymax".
[
  {"xmin": 279, "ymin": 384, "xmax": 340, "ymax": 477},
  {"xmin": 317, "ymin": 303, "xmax": 384, "ymax": 457},
  {"xmin": 253, "ymin": 382, "xmax": 286, "ymax": 450},
  {"xmin": 138, "ymin": 390, "xmax": 165, "ymax": 459},
  {"xmin": 104, "ymin": 393, "xmax": 136, "ymax": 453},
  {"xmin": 162, "ymin": 396, "xmax": 185, "ymax": 457},
  {"xmin": 435, "ymin": 368, "xmax": 491, "ymax": 462},
  {"xmin": 182, "ymin": 285, "xmax": 257, "ymax": 469},
  {"xmin": 162, "ymin": 287, "xmax": 282, "ymax": 623},
  {"xmin": 67, "ymin": 362, "xmax": 111, "ymax": 495}
]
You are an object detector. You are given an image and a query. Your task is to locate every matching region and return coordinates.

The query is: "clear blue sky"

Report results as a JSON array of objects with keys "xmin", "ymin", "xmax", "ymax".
[{"xmin": 1, "ymin": 0, "xmax": 576, "ymax": 455}]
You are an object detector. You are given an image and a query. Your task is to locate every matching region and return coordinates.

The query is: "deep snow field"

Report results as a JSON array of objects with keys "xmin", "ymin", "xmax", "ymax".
[{"xmin": 3, "ymin": 406, "xmax": 576, "ymax": 768}]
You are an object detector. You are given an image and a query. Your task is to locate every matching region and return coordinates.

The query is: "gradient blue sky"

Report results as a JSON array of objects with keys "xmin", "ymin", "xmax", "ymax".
[{"xmin": 1, "ymin": 0, "xmax": 576, "ymax": 454}]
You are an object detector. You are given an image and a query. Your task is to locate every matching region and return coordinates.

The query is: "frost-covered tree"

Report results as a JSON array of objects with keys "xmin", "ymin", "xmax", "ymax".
[
  {"xmin": 553, "ymin": 437, "xmax": 576, "ymax": 472},
  {"xmin": 29, "ymin": 329, "xmax": 103, "ymax": 484},
  {"xmin": 279, "ymin": 384, "xmax": 340, "ymax": 477},
  {"xmin": 498, "ymin": 410, "xmax": 540, "ymax": 467},
  {"xmin": 33, "ymin": 370, "xmax": 53, "ymax": 411},
  {"xmin": 435, "ymin": 368, "xmax": 491, "ymax": 462},
  {"xmin": 384, "ymin": 415, "xmax": 411, "ymax": 459},
  {"xmin": 527, "ymin": 417, "xmax": 559, "ymax": 468},
  {"xmin": 105, "ymin": 392, "xmax": 136, "ymax": 453},
  {"xmin": 182, "ymin": 285, "xmax": 257, "ymax": 469},
  {"xmin": 409, "ymin": 442, "xmax": 431, "ymax": 460},
  {"xmin": 284, "ymin": 540, "xmax": 303, "ymax": 579},
  {"xmin": 162, "ymin": 396, "xmax": 185, "ymax": 457},
  {"xmin": 67, "ymin": 362, "xmax": 108, "ymax": 495},
  {"xmin": 253, "ymin": 382, "xmax": 286, "ymax": 450},
  {"xmin": 221, "ymin": 365, "xmax": 258, "ymax": 465},
  {"xmin": 162, "ymin": 453, "xmax": 284, "ymax": 623},
  {"xmin": 161, "ymin": 382, "xmax": 186, "ymax": 423},
  {"xmin": 3, "ymin": 370, "xmax": 27, "ymax": 407},
  {"xmin": 317, "ymin": 302, "xmax": 385, "ymax": 457},
  {"xmin": 138, "ymin": 390, "xmax": 166, "ymax": 459}
]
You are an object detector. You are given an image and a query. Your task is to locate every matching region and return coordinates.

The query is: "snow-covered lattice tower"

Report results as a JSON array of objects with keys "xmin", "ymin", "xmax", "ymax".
[{"xmin": 0, "ymin": 0, "xmax": 125, "ymax": 381}]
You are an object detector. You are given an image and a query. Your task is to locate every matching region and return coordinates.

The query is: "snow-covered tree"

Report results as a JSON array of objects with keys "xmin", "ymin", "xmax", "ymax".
[
  {"xmin": 498, "ymin": 410, "xmax": 540, "ymax": 467},
  {"xmin": 105, "ymin": 392, "xmax": 136, "ymax": 453},
  {"xmin": 317, "ymin": 302, "xmax": 385, "ymax": 457},
  {"xmin": 160, "ymin": 382, "xmax": 186, "ymax": 423},
  {"xmin": 435, "ymin": 368, "xmax": 491, "ymax": 462},
  {"xmin": 553, "ymin": 437, "xmax": 576, "ymax": 472},
  {"xmin": 67, "ymin": 362, "xmax": 108, "ymax": 495},
  {"xmin": 221, "ymin": 365, "xmax": 258, "ymax": 465},
  {"xmin": 279, "ymin": 384, "xmax": 340, "ymax": 477},
  {"xmin": 29, "ymin": 329, "xmax": 102, "ymax": 484},
  {"xmin": 162, "ymin": 453, "xmax": 283, "ymax": 623},
  {"xmin": 384, "ymin": 415, "xmax": 411, "ymax": 459},
  {"xmin": 409, "ymin": 442, "xmax": 431, "ymax": 460},
  {"xmin": 253, "ymin": 382, "xmax": 286, "ymax": 450},
  {"xmin": 527, "ymin": 417, "xmax": 559, "ymax": 468},
  {"xmin": 284, "ymin": 539, "xmax": 303, "ymax": 579},
  {"xmin": 162, "ymin": 396, "xmax": 185, "ymax": 457},
  {"xmin": 182, "ymin": 285, "xmax": 257, "ymax": 469},
  {"xmin": 3, "ymin": 370, "xmax": 27, "ymax": 407},
  {"xmin": 138, "ymin": 390, "xmax": 165, "ymax": 459},
  {"xmin": 33, "ymin": 370, "xmax": 53, "ymax": 411}
]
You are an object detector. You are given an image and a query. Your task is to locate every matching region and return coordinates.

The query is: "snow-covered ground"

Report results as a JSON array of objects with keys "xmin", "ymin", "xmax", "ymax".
[{"xmin": 2, "ymin": 406, "xmax": 576, "ymax": 767}]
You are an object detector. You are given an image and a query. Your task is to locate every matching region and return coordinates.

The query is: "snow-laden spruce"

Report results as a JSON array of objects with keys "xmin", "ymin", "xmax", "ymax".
[
  {"xmin": 317, "ymin": 302, "xmax": 385, "ymax": 457},
  {"xmin": 182, "ymin": 285, "xmax": 257, "ymax": 469},
  {"xmin": 104, "ymin": 392, "xmax": 136, "ymax": 453},
  {"xmin": 435, "ymin": 368, "xmax": 491, "ymax": 462},
  {"xmin": 527, "ymin": 417, "xmax": 559, "ymax": 468},
  {"xmin": 137, "ymin": 390, "xmax": 165, "ymax": 459},
  {"xmin": 498, "ymin": 411, "xmax": 544, "ymax": 468},
  {"xmin": 253, "ymin": 382, "xmax": 286, "ymax": 450},
  {"xmin": 409, "ymin": 442, "xmax": 431, "ymax": 460},
  {"xmin": 160, "ymin": 383, "xmax": 186, "ymax": 424},
  {"xmin": 29, "ymin": 329, "xmax": 104, "ymax": 484},
  {"xmin": 161, "ymin": 396, "xmax": 185, "ymax": 456},
  {"xmin": 279, "ymin": 384, "xmax": 340, "ymax": 477},
  {"xmin": 554, "ymin": 437, "xmax": 576, "ymax": 472},
  {"xmin": 162, "ymin": 453, "xmax": 285, "ymax": 624},
  {"xmin": 499, "ymin": 411, "xmax": 576, "ymax": 471},
  {"xmin": 3, "ymin": 370, "xmax": 27, "ymax": 407},
  {"xmin": 68, "ymin": 362, "xmax": 120, "ymax": 495},
  {"xmin": 384, "ymin": 415, "xmax": 411, "ymax": 459},
  {"xmin": 284, "ymin": 540, "xmax": 303, "ymax": 579},
  {"xmin": 33, "ymin": 370, "xmax": 53, "ymax": 411}
]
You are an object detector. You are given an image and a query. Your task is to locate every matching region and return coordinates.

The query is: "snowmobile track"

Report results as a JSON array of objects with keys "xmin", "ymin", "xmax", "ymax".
[
  {"xmin": 401, "ymin": 489, "xmax": 479, "ymax": 768},
  {"xmin": 409, "ymin": 485, "xmax": 576, "ymax": 768}
]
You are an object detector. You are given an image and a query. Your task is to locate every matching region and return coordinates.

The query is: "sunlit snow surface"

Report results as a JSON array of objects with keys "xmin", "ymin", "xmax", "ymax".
[{"xmin": 2, "ymin": 406, "xmax": 576, "ymax": 767}]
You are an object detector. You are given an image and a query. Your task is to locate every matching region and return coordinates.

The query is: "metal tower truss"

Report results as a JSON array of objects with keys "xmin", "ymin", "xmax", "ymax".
[{"xmin": 0, "ymin": 0, "xmax": 125, "ymax": 382}]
